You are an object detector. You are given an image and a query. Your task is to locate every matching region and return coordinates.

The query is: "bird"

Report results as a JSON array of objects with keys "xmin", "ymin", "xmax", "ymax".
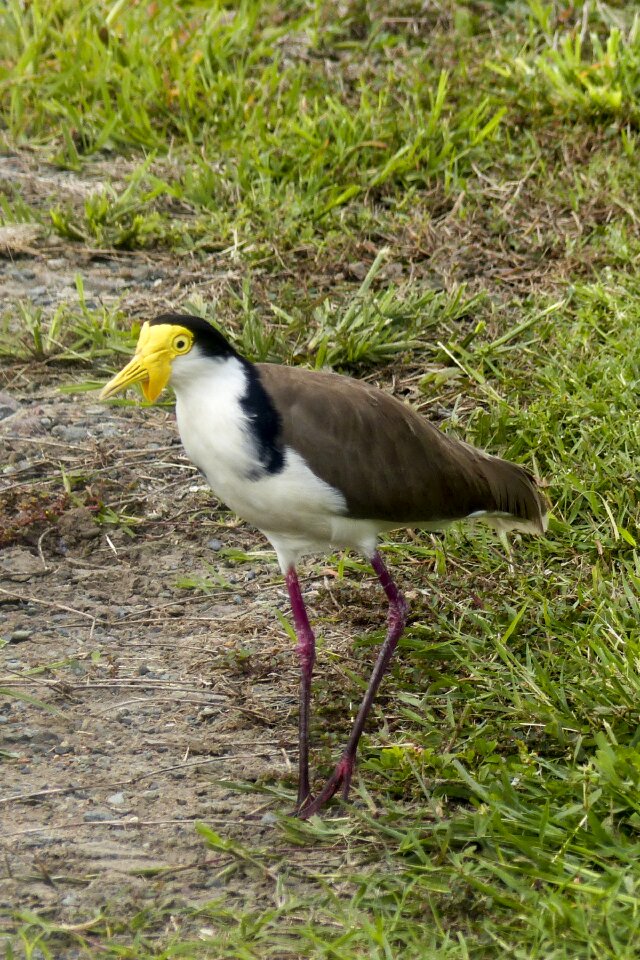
[{"xmin": 100, "ymin": 313, "xmax": 548, "ymax": 818}]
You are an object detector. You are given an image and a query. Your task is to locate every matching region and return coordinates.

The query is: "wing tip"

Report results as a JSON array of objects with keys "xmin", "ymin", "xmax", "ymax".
[{"xmin": 472, "ymin": 468, "xmax": 549, "ymax": 536}]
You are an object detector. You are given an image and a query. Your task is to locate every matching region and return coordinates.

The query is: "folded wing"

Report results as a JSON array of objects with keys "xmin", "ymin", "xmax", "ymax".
[{"xmin": 257, "ymin": 364, "xmax": 547, "ymax": 533}]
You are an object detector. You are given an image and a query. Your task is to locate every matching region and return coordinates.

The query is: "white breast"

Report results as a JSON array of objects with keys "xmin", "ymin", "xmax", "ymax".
[{"xmin": 170, "ymin": 352, "xmax": 378, "ymax": 569}]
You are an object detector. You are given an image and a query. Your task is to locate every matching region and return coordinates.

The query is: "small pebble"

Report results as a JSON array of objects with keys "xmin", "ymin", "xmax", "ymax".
[
  {"xmin": 207, "ymin": 538, "xmax": 223, "ymax": 551},
  {"xmin": 29, "ymin": 730, "xmax": 58, "ymax": 745},
  {"xmin": 204, "ymin": 876, "xmax": 225, "ymax": 889},
  {"xmin": 24, "ymin": 835, "xmax": 56, "ymax": 847},
  {"xmin": 51, "ymin": 424, "xmax": 89, "ymax": 442},
  {"xmin": 83, "ymin": 810, "xmax": 113, "ymax": 822},
  {"xmin": 10, "ymin": 629, "xmax": 31, "ymax": 643},
  {"xmin": 107, "ymin": 791, "xmax": 125, "ymax": 806},
  {"xmin": 199, "ymin": 706, "xmax": 217, "ymax": 720}
]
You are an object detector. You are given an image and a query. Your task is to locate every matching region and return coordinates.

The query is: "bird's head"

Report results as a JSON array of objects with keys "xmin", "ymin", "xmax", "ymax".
[{"xmin": 100, "ymin": 314, "xmax": 237, "ymax": 402}]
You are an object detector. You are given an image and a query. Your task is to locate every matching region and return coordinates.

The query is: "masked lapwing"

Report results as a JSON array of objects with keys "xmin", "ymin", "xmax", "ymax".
[{"xmin": 101, "ymin": 314, "xmax": 548, "ymax": 817}]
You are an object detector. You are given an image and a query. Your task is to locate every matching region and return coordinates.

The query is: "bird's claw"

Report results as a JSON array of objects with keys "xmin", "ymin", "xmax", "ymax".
[
  {"xmin": 297, "ymin": 755, "xmax": 354, "ymax": 819},
  {"xmin": 294, "ymin": 788, "xmax": 313, "ymax": 814}
]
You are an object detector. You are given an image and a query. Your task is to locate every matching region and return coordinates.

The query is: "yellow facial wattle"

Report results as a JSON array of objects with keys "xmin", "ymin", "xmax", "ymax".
[{"xmin": 100, "ymin": 321, "xmax": 194, "ymax": 402}]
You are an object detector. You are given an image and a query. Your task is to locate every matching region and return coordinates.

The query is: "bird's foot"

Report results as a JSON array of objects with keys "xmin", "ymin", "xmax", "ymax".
[
  {"xmin": 297, "ymin": 754, "xmax": 354, "ymax": 819},
  {"xmin": 295, "ymin": 783, "xmax": 312, "ymax": 814}
]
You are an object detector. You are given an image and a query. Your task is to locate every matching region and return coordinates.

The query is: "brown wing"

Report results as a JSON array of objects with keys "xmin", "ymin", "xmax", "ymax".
[{"xmin": 257, "ymin": 364, "xmax": 547, "ymax": 531}]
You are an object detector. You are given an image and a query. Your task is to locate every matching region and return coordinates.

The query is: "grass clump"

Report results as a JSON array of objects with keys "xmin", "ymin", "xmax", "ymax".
[
  {"xmin": 0, "ymin": 282, "xmax": 134, "ymax": 363},
  {"xmin": 492, "ymin": 7, "xmax": 640, "ymax": 128},
  {"xmin": 49, "ymin": 158, "xmax": 184, "ymax": 250},
  {"xmin": 303, "ymin": 248, "xmax": 484, "ymax": 368}
]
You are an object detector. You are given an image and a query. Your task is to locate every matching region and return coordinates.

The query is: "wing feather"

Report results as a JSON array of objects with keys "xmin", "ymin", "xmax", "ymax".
[{"xmin": 257, "ymin": 364, "xmax": 547, "ymax": 532}]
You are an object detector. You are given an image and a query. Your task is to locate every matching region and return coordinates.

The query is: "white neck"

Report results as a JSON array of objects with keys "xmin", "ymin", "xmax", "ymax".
[{"xmin": 171, "ymin": 352, "xmax": 255, "ymax": 483}]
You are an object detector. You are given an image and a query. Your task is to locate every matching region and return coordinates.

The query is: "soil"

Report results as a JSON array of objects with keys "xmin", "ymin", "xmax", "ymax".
[{"xmin": 0, "ymin": 152, "xmax": 377, "ymax": 939}]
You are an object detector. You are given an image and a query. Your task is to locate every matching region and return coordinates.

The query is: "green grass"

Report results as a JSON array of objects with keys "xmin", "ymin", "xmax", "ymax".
[
  {"xmin": 3, "ymin": 0, "xmax": 640, "ymax": 957},
  {"xmin": 0, "ymin": 284, "xmax": 135, "ymax": 364},
  {"xmin": 0, "ymin": 0, "xmax": 504, "ymax": 253}
]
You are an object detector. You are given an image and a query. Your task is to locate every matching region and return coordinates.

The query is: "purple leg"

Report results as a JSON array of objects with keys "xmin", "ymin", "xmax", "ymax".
[
  {"xmin": 285, "ymin": 567, "xmax": 316, "ymax": 808},
  {"xmin": 299, "ymin": 549, "xmax": 408, "ymax": 819}
]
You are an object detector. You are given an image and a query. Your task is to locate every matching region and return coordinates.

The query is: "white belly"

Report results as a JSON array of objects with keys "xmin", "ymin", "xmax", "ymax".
[{"xmin": 199, "ymin": 442, "xmax": 347, "ymax": 540}]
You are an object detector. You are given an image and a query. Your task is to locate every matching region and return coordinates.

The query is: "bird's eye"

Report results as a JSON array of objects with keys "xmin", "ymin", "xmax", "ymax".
[{"xmin": 173, "ymin": 335, "xmax": 191, "ymax": 354}]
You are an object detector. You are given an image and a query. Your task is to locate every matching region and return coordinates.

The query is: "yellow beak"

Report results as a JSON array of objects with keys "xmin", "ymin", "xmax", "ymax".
[{"xmin": 100, "ymin": 323, "xmax": 172, "ymax": 403}]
